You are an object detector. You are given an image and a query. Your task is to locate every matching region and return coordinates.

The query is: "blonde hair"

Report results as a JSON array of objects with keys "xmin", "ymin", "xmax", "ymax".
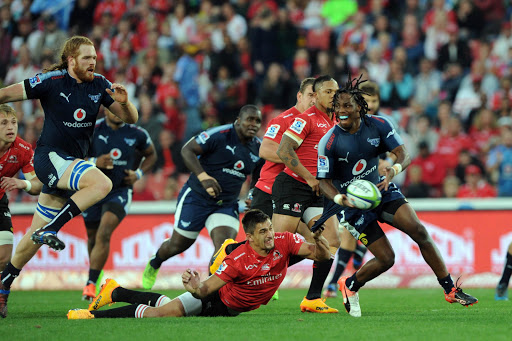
[
  {"xmin": 43, "ymin": 36, "xmax": 94, "ymax": 73},
  {"xmin": 0, "ymin": 104, "xmax": 17, "ymax": 119}
]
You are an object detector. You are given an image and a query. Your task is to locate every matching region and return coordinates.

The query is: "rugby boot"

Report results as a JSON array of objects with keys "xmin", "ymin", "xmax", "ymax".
[
  {"xmin": 300, "ymin": 297, "xmax": 338, "ymax": 313},
  {"xmin": 338, "ymin": 276, "xmax": 361, "ymax": 317},
  {"xmin": 89, "ymin": 278, "xmax": 120, "ymax": 311}
]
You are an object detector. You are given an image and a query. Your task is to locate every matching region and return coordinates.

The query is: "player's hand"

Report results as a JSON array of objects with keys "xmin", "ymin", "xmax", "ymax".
[
  {"xmin": 198, "ymin": 173, "xmax": 222, "ymax": 198},
  {"xmin": 306, "ymin": 177, "xmax": 320, "ymax": 196},
  {"xmin": 377, "ymin": 167, "xmax": 394, "ymax": 191},
  {"xmin": 1, "ymin": 177, "xmax": 27, "ymax": 192},
  {"xmin": 335, "ymin": 193, "xmax": 355, "ymax": 207},
  {"xmin": 378, "ymin": 159, "xmax": 391, "ymax": 176},
  {"xmin": 96, "ymin": 153, "xmax": 114, "ymax": 169},
  {"xmin": 182, "ymin": 269, "xmax": 201, "ymax": 292},
  {"xmin": 123, "ymin": 169, "xmax": 138, "ymax": 185},
  {"xmin": 106, "ymin": 83, "xmax": 128, "ymax": 104}
]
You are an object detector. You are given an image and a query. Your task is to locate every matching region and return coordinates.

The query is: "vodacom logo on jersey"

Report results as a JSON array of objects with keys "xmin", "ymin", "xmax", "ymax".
[
  {"xmin": 64, "ymin": 108, "xmax": 92, "ymax": 128},
  {"xmin": 352, "ymin": 159, "xmax": 367, "ymax": 175},
  {"xmin": 110, "ymin": 148, "xmax": 122, "ymax": 159}
]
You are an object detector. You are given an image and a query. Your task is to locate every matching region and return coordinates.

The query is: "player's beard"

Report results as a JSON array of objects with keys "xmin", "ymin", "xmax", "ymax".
[{"xmin": 73, "ymin": 64, "xmax": 94, "ymax": 82}]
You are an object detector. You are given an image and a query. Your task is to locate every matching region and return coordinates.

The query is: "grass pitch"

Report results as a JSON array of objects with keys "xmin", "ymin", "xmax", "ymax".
[{"xmin": 1, "ymin": 288, "xmax": 509, "ymax": 341}]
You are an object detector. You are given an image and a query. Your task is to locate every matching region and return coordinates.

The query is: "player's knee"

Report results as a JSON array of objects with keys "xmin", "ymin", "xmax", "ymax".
[
  {"xmin": 98, "ymin": 231, "xmax": 112, "ymax": 245},
  {"xmin": 380, "ymin": 250, "xmax": 395, "ymax": 270},
  {"xmin": 95, "ymin": 175, "xmax": 113, "ymax": 196},
  {"xmin": 412, "ymin": 223, "xmax": 431, "ymax": 245}
]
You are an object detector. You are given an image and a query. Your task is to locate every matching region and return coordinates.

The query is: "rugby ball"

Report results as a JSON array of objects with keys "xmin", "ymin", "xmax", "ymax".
[{"xmin": 346, "ymin": 179, "xmax": 382, "ymax": 210}]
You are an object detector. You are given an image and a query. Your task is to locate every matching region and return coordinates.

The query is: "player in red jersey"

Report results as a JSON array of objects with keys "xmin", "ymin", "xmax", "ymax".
[
  {"xmin": 0, "ymin": 104, "xmax": 42, "ymax": 274},
  {"xmin": 273, "ymin": 75, "xmax": 346, "ymax": 313},
  {"xmin": 67, "ymin": 209, "xmax": 331, "ymax": 319}
]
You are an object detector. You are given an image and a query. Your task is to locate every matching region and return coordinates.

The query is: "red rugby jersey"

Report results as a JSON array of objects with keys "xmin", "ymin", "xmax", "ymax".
[
  {"xmin": 283, "ymin": 106, "xmax": 335, "ymax": 183},
  {"xmin": 255, "ymin": 107, "xmax": 301, "ymax": 194},
  {"xmin": 216, "ymin": 232, "xmax": 303, "ymax": 312},
  {"xmin": 0, "ymin": 136, "xmax": 35, "ymax": 198}
]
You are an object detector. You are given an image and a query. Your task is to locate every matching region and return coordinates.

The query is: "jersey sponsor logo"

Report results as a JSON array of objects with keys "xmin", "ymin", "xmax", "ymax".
[
  {"xmin": 290, "ymin": 118, "xmax": 306, "ymax": 135},
  {"xmin": 317, "ymin": 123, "xmax": 328, "ymax": 128},
  {"xmin": 63, "ymin": 121, "xmax": 93, "ymax": 128},
  {"xmin": 124, "ymin": 138, "xmax": 136, "ymax": 146},
  {"xmin": 99, "ymin": 135, "xmax": 109, "ymax": 144},
  {"xmin": 7, "ymin": 155, "xmax": 18, "ymax": 163},
  {"xmin": 247, "ymin": 273, "xmax": 282, "ymax": 286},
  {"xmin": 216, "ymin": 261, "xmax": 228, "ymax": 274},
  {"xmin": 222, "ymin": 168, "xmax": 245, "ymax": 178},
  {"xmin": 245, "ymin": 263, "xmax": 259, "ymax": 270},
  {"xmin": 226, "ymin": 145, "xmax": 237, "ymax": 154},
  {"xmin": 60, "ymin": 92, "xmax": 71, "ymax": 102},
  {"xmin": 28, "ymin": 75, "xmax": 41, "ymax": 88},
  {"xmin": 264, "ymin": 124, "xmax": 280, "ymax": 139},
  {"xmin": 197, "ymin": 132, "xmax": 209, "ymax": 144},
  {"xmin": 338, "ymin": 152, "xmax": 349, "ymax": 163},
  {"xmin": 318, "ymin": 155, "xmax": 329, "ymax": 172},
  {"xmin": 367, "ymin": 137, "xmax": 380, "ymax": 147},
  {"xmin": 18, "ymin": 142, "xmax": 30, "ymax": 150},
  {"xmin": 339, "ymin": 165, "xmax": 377, "ymax": 189},
  {"xmin": 110, "ymin": 148, "xmax": 122, "ymax": 159},
  {"xmin": 88, "ymin": 93, "xmax": 101, "ymax": 103},
  {"xmin": 262, "ymin": 264, "xmax": 270, "ymax": 271},
  {"xmin": 73, "ymin": 108, "xmax": 87, "ymax": 121},
  {"xmin": 234, "ymin": 160, "xmax": 244, "ymax": 170},
  {"xmin": 386, "ymin": 129, "xmax": 396, "ymax": 139},
  {"xmin": 352, "ymin": 159, "xmax": 367, "ymax": 175}
]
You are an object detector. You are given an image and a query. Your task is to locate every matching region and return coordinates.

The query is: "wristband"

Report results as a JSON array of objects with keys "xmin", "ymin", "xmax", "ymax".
[
  {"xmin": 333, "ymin": 194, "xmax": 343, "ymax": 205},
  {"xmin": 391, "ymin": 164, "xmax": 402, "ymax": 175},
  {"xmin": 23, "ymin": 180, "xmax": 32, "ymax": 192},
  {"xmin": 89, "ymin": 157, "xmax": 97, "ymax": 165},
  {"xmin": 385, "ymin": 157, "xmax": 394, "ymax": 165},
  {"xmin": 135, "ymin": 168, "xmax": 144, "ymax": 180},
  {"xmin": 118, "ymin": 101, "xmax": 128, "ymax": 106}
]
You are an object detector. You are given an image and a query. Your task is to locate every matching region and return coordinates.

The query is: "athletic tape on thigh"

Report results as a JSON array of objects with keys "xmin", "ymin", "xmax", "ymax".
[
  {"xmin": 36, "ymin": 202, "xmax": 62, "ymax": 223},
  {"xmin": 205, "ymin": 213, "xmax": 240, "ymax": 235},
  {"xmin": 172, "ymin": 225, "xmax": 200, "ymax": 239},
  {"xmin": 302, "ymin": 206, "xmax": 323, "ymax": 226},
  {"xmin": 68, "ymin": 160, "xmax": 95, "ymax": 191},
  {"xmin": 177, "ymin": 292, "xmax": 203, "ymax": 316},
  {"xmin": 0, "ymin": 230, "xmax": 13, "ymax": 245}
]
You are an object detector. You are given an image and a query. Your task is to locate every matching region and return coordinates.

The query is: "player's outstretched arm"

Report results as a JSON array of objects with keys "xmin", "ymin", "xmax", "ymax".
[
  {"xmin": 106, "ymin": 83, "xmax": 138, "ymax": 124},
  {"xmin": 181, "ymin": 138, "xmax": 222, "ymax": 197},
  {"xmin": 296, "ymin": 227, "xmax": 331, "ymax": 262},
  {"xmin": 182, "ymin": 269, "xmax": 227, "ymax": 299},
  {"xmin": 0, "ymin": 83, "xmax": 25, "ymax": 104}
]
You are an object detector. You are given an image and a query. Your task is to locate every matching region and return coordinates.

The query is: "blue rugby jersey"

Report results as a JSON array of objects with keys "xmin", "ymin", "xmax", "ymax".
[
  {"xmin": 188, "ymin": 124, "xmax": 261, "ymax": 205},
  {"xmin": 317, "ymin": 115, "xmax": 403, "ymax": 192},
  {"xmin": 24, "ymin": 70, "xmax": 115, "ymax": 158},
  {"xmin": 89, "ymin": 118, "xmax": 151, "ymax": 189}
]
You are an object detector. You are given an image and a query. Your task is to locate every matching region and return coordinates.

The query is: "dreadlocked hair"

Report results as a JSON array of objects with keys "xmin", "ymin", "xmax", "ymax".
[{"xmin": 333, "ymin": 74, "xmax": 370, "ymax": 125}]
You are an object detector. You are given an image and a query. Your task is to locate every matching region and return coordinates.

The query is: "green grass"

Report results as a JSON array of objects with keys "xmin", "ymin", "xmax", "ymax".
[{"xmin": 1, "ymin": 288, "xmax": 509, "ymax": 341}]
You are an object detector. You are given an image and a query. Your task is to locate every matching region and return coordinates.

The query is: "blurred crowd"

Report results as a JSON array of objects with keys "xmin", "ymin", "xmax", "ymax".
[{"xmin": 2, "ymin": 0, "xmax": 512, "ymax": 201}]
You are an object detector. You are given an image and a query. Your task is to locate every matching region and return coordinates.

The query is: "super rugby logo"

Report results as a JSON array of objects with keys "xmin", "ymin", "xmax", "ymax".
[
  {"xmin": 317, "ymin": 155, "xmax": 329, "ymax": 172},
  {"xmin": 197, "ymin": 132, "xmax": 209, "ymax": 144},
  {"xmin": 352, "ymin": 159, "xmax": 367, "ymax": 175},
  {"xmin": 29, "ymin": 75, "xmax": 41, "ymax": 88},
  {"xmin": 290, "ymin": 118, "xmax": 306, "ymax": 135},
  {"xmin": 110, "ymin": 148, "xmax": 122, "ymax": 160},
  {"xmin": 264, "ymin": 124, "xmax": 280, "ymax": 139}
]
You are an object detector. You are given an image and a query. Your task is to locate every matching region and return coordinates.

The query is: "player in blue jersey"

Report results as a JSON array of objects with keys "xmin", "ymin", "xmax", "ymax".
[
  {"xmin": 0, "ymin": 36, "xmax": 138, "ymax": 318},
  {"xmin": 81, "ymin": 109, "xmax": 156, "ymax": 301},
  {"xmin": 141, "ymin": 105, "xmax": 262, "ymax": 289},
  {"xmin": 313, "ymin": 76, "xmax": 477, "ymax": 317}
]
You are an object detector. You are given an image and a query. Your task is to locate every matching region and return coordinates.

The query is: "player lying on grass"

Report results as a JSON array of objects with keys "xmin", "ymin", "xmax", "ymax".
[{"xmin": 67, "ymin": 209, "xmax": 331, "ymax": 319}]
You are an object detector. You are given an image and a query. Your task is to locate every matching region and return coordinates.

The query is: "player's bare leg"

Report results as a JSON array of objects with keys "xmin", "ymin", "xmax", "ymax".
[
  {"xmin": 0, "ymin": 244, "xmax": 12, "ymax": 272},
  {"xmin": 272, "ymin": 213, "xmax": 300, "ymax": 234}
]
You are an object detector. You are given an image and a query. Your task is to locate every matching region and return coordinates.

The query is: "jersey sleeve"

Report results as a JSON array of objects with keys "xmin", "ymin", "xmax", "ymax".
[
  {"xmin": 195, "ymin": 129, "xmax": 220, "ymax": 154},
  {"xmin": 136, "ymin": 126, "xmax": 152, "ymax": 151},
  {"xmin": 376, "ymin": 116, "xmax": 403, "ymax": 151},
  {"xmin": 21, "ymin": 149, "xmax": 35, "ymax": 174},
  {"xmin": 283, "ymin": 115, "xmax": 311, "ymax": 146},
  {"xmin": 99, "ymin": 76, "xmax": 115, "ymax": 108},
  {"xmin": 263, "ymin": 116, "xmax": 287, "ymax": 143},
  {"xmin": 24, "ymin": 73, "xmax": 53, "ymax": 99},
  {"xmin": 316, "ymin": 127, "xmax": 336, "ymax": 180},
  {"xmin": 282, "ymin": 231, "xmax": 304, "ymax": 256},
  {"xmin": 214, "ymin": 255, "xmax": 239, "ymax": 283}
]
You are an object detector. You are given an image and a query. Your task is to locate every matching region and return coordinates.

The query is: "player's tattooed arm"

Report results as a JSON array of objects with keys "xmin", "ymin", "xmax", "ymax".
[{"xmin": 277, "ymin": 135, "xmax": 320, "ymax": 195}]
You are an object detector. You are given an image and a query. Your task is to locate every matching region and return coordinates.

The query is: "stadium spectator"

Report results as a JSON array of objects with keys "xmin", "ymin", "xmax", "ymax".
[
  {"xmin": 468, "ymin": 108, "xmax": 500, "ymax": 154},
  {"xmin": 0, "ymin": 36, "xmax": 138, "ymax": 318},
  {"xmin": 487, "ymin": 127, "xmax": 512, "ymax": 196},
  {"xmin": 29, "ymin": 15, "xmax": 67, "ymax": 65},
  {"xmin": 380, "ymin": 60, "xmax": 414, "ymax": 110},
  {"xmin": 436, "ymin": 23, "xmax": 471, "ymax": 73},
  {"xmin": 93, "ymin": 0, "xmax": 127, "ymax": 26},
  {"xmin": 456, "ymin": 164, "xmax": 496, "ymax": 198},
  {"xmin": 168, "ymin": 3, "xmax": 196, "ymax": 46},
  {"xmin": 404, "ymin": 164, "xmax": 432, "ymax": 198},
  {"xmin": 81, "ymin": 109, "xmax": 157, "ymax": 301},
  {"xmin": 442, "ymin": 175, "xmax": 460, "ymax": 198},
  {"xmin": 409, "ymin": 115, "xmax": 439, "ymax": 154},
  {"xmin": 69, "ymin": 0, "xmax": 98, "ymax": 36},
  {"xmin": 413, "ymin": 58, "xmax": 441, "ymax": 115},
  {"xmin": 454, "ymin": 149, "xmax": 486, "ymax": 185},
  {"xmin": 67, "ymin": 209, "xmax": 331, "ymax": 319},
  {"xmin": 435, "ymin": 115, "xmax": 474, "ymax": 170},
  {"xmin": 455, "ymin": 0, "xmax": 485, "ymax": 40},
  {"xmin": 141, "ymin": 105, "xmax": 262, "ymax": 290},
  {"xmin": 410, "ymin": 141, "xmax": 446, "ymax": 196}
]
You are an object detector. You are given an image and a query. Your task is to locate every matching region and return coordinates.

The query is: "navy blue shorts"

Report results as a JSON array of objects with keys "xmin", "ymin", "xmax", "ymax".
[
  {"xmin": 173, "ymin": 184, "xmax": 240, "ymax": 239},
  {"xmin": 34, "ymin": 147, "xmax": 78, "ymax": 199},
  {"xmin": 82, "ymin": 187, "xmax": 132, "ymax": 223}
]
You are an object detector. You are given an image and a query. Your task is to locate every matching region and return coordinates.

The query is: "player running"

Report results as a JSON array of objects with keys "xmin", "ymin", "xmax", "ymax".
[
  {"xmin": 141, "ymin": 105, "xmax": 262, "ymax": 289},
  {"xmin": 312, "ymin": 76, "xmax": 478, "ymax": 317},
  {"xmin": 67, "ymin": 209, "xmax": 331, "ymax": 319},
  {"xmin": 0, "ymin": 36, "xmax": 138, "ymax": 318},
  {"xmin": 81, "ymin": 109, "xmax": 156, "ymax": 300}
]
